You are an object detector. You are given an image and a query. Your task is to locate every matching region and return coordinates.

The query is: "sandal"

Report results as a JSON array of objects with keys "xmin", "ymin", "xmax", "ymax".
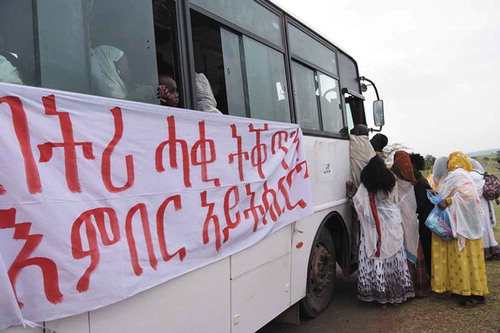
[{"xmin": 459, "ymin": 298, "xmax": 478, "ymax": 308}]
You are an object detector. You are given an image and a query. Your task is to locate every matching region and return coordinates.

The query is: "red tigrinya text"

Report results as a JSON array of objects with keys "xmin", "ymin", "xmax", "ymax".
[
  {"xmin": 126, "ymin": 203, "xmax": 158, "ymax": 276},
  {"xmin": 271, "ymin": 130, "xmax": 291, "ymax": 170},
  {"xmin": 71, "ymin": 208, "xmax": 120, "ymax": 292},
  {"xmin": 228, "ymin": 124, "xmax": 249, "ymax": 182},
  {"xmin": 0, "ymin": 208, "xmax": 63, "ymax": 307},
  {"xmin": 156, "ymin": 195, "xmax": 187, "ymax": 262},
  {"xmin": 71, "ymin": 197, "xmax": 187, "ymax": 290},
  {"xmin": 249, "ymin": 124, "xmax": 268, "ymax": 179},
  {"xmin": 201, "ymin": 160, "xmax": 309, "ymax": 251},
  {"xmin": 0, "ymin": 96, "xmax": 42, "ymax": 194},
  {"xmin": 101, "ymin": 107, "xmax": 135, "ymax": 192},
  {"xmin": 37, "ymin": 95, "xmax": 95, "ymax": 193},
  {"xmin": 191, "ymin": 121, "xmax": 220, "ymax": 186},
  {"xmin": 156, "ymin": 116, "xmax": 191, "ymax": 187},
  {"xmin": 156, "ymin": 116, "xmax": 220, "ymax": 188}
]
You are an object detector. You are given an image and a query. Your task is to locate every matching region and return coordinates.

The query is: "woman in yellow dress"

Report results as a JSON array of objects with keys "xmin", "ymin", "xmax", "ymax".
[{"xmin": 431, "ymin": 151, "xmax": 488, "ymax": 307}]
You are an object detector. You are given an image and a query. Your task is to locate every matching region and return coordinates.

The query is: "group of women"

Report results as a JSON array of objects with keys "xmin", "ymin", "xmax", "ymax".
[{"xmin": 353, "ymin": 150, "xmax": 492, "ymax": 308}]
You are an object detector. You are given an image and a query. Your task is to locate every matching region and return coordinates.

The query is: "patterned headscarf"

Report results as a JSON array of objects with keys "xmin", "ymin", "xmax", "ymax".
[
  {"xmin": 391, "ymin": 150, "xmax": 417, "ymax": 184},
  {"xmin": 447, "ymin": 151, "xmax": 472, "ymax": 172}
]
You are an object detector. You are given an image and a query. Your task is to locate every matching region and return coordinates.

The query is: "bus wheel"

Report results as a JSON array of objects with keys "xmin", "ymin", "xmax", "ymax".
[{"xmin": 300, "ymin": 227, "xmax": 336, "ymax": 318}]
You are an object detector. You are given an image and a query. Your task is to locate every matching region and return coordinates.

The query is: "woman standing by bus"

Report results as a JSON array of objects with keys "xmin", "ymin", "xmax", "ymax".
[
  {"xmin": 431, "ymin": 151, "xmax": 488, "ymax": 307},
  {"xmin": 391, "ymin": 151, "xmax": 430, "ymax": 297},
  {"xmin": 353, "ymin": 156, "xmax": 415, "ymax": 305}
]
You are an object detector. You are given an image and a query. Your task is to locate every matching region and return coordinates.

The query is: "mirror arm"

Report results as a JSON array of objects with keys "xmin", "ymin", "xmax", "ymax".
[
  {"xmin": 369, "ymin": 126, "xmax": 383, "ymax": 133},
  {"xmin": 359, "ymin": 76, "xmax": 380, "ymax": 100}
]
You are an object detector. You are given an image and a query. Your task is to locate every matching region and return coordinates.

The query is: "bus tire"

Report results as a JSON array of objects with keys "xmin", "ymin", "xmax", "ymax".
[{"xmin": 299, "ymin": 227, "xmax": 336, "ymax": 318}]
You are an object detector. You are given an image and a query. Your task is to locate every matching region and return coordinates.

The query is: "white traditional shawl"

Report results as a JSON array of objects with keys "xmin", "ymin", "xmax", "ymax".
[
  {"xmin": 91, "ymin": 45, "xmax": 128, "ymax": 99},
  {"xmin": 438, "ymin": 168, "xmax": 483, "ymax": 251},
  {"xmin": 0, "ymin": 55, "xmax": 23, "ymax": 85},
  {"xmin": 395, "ymin": 178, "xmax": 419, "ymax": 263},
  {"xmin": 349, "ymin": 134, "xmax": 376, "ymax": 189},
  {"xmin": 353, "ymin": 184, "xmax": 404, "ymax": 259}
]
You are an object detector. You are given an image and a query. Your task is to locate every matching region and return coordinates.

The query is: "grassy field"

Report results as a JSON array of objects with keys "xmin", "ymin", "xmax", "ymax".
[{"xmin": 388, "ymin": 154, "xmax": 500, "ymax": 332}]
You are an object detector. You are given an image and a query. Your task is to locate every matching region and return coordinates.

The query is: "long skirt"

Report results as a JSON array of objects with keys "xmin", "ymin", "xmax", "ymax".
[
  {"xmin": 407, "ymin": 241, "xmax": 430, "ymax": 297},
  {"xmin": 358, "ymin": 236, "xmax": 415, "ymax": 304},
  {"xmin": 481, "ymin": 200, "xmax": 499, "ymax": 258},
  {"xmin": 431, "ymin": 234, "xmax": 489, "ymax": 296}
]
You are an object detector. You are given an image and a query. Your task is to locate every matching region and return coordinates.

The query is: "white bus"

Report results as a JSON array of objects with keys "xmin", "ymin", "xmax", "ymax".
[{"xmin": 1, "ymin": 0, "xmax": 383, "ymax": 332}]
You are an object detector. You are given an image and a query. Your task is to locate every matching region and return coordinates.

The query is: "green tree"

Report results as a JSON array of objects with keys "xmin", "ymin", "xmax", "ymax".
[{"xmin": 424, "ymin": 154, "xmax": 436, "ymax": 170}]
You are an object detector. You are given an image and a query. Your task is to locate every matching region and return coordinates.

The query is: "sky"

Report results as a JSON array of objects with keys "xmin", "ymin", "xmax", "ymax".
[{"xmin": 272, "ymin": 0, "xmax": 500, "ymax": 158}]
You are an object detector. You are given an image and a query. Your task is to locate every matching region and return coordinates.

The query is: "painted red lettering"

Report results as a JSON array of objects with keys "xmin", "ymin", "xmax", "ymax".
[
  {"xmin": 37, "ymin": 94, "xmax": 95, "ymax": 193},
  {"xmin": 244, "ymin": 183, "xmax": 265, "ymax": 232},
  {"xmin": 0, "ymin": 96, "xmax": 42, "ymax": 194},
  {"xmin": 278, "ymin": 161, "xmax": 309, "ymax": 211},
  {"xmin": 262, "ymin": 181, "xmax": 282, "ymax": 224},
  {"xmin": 125, "ymin": 203, "xmax": 157, "ymax": 276},
  {"xmin": 222, "ymin": 186, "xmax": 241, "ymax": 242},
  {"xmin": 101, "ymin": 107, "xmax": 135, "ymax": 192},
  {"xmin": 156, "ymin": 116, "xmax": 191, "ymax": 187},
  {"xmin": 201, "ymin": 191, "xmax": 222, "ymax": 251},
  {"xmin": 71, "ymin": 207, "xmax": 120, "ymax": 292},
  {"xmin": 228, "ymin": 124, "xmax": 249, "ymax": 182},
  {"xmin": 191, "ymin": 121, "xmax": 220, "ymax": 187},
  {"xmin": 271, "ymin": 130, "xmax": 290, "ymax": 170},
  {"xmin": 0, "ymin": 208, "xmax": 62, "ymax": 307},
  {"xmin": 156, "ymin": 195, "xmax": 186, "ymax": 262},
  {"xmin": 249, "ymin": 124, "xmax": 268, "ymax": 179}
]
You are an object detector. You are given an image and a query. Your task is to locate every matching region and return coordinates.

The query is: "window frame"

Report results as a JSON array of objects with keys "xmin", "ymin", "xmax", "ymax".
[{"xmin": 285, "ymin": 18, "xmax": 346, "ymax": 139}]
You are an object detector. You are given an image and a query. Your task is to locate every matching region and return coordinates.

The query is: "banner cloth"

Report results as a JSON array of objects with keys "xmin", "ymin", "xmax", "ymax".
[{"xmin": 0, "ymin": 82, "xmax": 313, "ymax": 329}]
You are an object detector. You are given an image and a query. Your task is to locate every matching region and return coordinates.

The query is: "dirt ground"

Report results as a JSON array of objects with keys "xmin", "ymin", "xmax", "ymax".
[
  {"xmin": 259, "ymin": 271, "xmax": 397, "ymax": 333},
  {"xmin": 259, "ymin": 264, "xmax": 500, "ymax": 333}
]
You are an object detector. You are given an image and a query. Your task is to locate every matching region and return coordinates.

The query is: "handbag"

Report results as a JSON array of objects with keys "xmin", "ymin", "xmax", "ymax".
[{"xmin": 425, "ymin": 190, "xmax": 454, "ymax": 241}]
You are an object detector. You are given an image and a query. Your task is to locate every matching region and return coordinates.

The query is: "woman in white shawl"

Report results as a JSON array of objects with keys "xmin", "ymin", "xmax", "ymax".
[
  {"xmin": 431, "ymin": 151, "xmax": 488, "ymax": 307},
  {"xmin": 0, "ymin": 55, "xmax": 23, "ymax": 85},
  {"xmin": 470, "ymin": 159, "xmax": 499, "ymax": 260},
  {"xmin": 91, "ymin": 45, "xmax": 129, "ymax": 99},
  {"xmin": 353, "ymin": 155, "xmax": 414, "ymax": 305},
  {"xmin": 391, "ymin": 150, "xmax": 430, "ymax": 297}
]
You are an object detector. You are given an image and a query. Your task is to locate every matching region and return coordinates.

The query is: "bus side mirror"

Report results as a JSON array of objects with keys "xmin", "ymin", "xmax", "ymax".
[{"xmin": 373, "ymin": 100, "xmax": 384, "ymax": 127}]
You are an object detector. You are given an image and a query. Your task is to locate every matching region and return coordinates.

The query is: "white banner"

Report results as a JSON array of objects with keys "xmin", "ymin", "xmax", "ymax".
[{"xmin": 0, "ymin": 82, "xmax": 313, "ymax": 328}]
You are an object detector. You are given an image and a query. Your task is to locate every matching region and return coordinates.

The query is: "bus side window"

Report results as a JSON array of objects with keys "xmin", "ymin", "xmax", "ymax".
[
  {"xmin": 89, "ymin": 0, "xmax": 158, "ymax": 103},
  {"xmin": 191, "ymin": 11, "xmax": 291, "ymax": 121},
  {"xmin": 288, "ymin": 22, "xmax": 343, "ymax": 134},
  {"xmin": 0, "ymin": 0, "xmax": 37, "ymax": 86},
  {"xmin": 153, "ymin": 0, "xmax": 182, "ymax": 108}
]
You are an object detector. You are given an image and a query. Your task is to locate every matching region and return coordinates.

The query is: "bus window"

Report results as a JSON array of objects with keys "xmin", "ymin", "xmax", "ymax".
[
  {"xmin": 153, "ymin": 0, "xmax": 183, "ymax": 107},
  {"xmin": 190, "ymin": 0, "xmax": 282, "ymax": 47},
  {"xmin": 221, "ymin": 28, "xmax": 247, "ymax": 117},
  {"xmin": 0, "ymin": 0, "xmax": 37, "ymax": 86},
  {"xmin": 345, "ymin": 102, "xmax": 355, "ymax": 133},
  {"xmin": 287, "ymin": 23, "xmax": 337, "ymax": 76},
  {"xmin": 89, "ymin": 0, "xmax": 158, "ymax": 103},
  {"xmin": 291, "ymin": 62, "xmax": 320, "ymax": 130},
  {"xmin": 191, "ymin": 11, "xmax": 228, "ymax": 114},
  {"xmin": 318, "ymin": 73, "xmax": 343, "ymax": 133},
  {"xmin": 191, "ymin": 11, "xmax": 290, "ymax": 122},
  {"xmin": 242, "ymin": 36, "xmax": 290, "ymax": 123}
]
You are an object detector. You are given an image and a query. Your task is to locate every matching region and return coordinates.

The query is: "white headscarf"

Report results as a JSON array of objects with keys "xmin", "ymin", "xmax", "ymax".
[
  {"xmin": 0, "ymin": 55, "xmax": 23, "ymax": 85},
  {"xmin": 195, "ymin": 73, "xmax": 222, "ymax": 114},
  {"xmin": 431, "ymin": 156, "xmax": 449, "ymax": 188},
  {"xmin": 91, "ymin": 45, "xmax": 128, "ymax": 99},
  {"xmin": 438, "ymin": 168, "xmax": 483, "ymax": 251}
]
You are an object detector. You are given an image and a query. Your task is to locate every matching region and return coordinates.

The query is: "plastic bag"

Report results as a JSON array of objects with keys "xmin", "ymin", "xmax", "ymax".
[{"xmin": 425, "ymin": 190, "xmax": 454, "ymax": 241}]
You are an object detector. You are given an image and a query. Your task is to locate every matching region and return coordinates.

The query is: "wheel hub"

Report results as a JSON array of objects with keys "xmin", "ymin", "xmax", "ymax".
[{"xmin": 310, "ymin": 243, "xmax": 334, "ymax": 296}]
